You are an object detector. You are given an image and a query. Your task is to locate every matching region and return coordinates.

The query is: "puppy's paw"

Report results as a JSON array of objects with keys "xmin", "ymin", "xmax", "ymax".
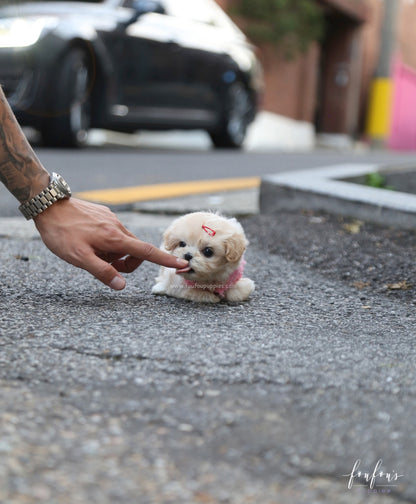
[
  {"xmin": 182, "ymin": 289, "xmax": 221, "ymax": 303},
  {"xmin": 152, "ymin": 282, "xmax": 167, "ymax": 295},
  {"xmin": 224, "ymin": 277, "xmax": 255, "ymax": 302}
]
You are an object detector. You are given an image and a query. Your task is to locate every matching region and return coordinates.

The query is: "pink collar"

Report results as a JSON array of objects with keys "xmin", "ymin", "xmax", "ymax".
[{"xmin": 184, "ymin": 258, "xmax": 246, "ymax": 298}]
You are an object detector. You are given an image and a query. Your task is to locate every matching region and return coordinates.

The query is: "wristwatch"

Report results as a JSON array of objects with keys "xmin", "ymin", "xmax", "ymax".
[{"xmin": 19, "ymin": 172, "xmax": 72, "ymax": 220}]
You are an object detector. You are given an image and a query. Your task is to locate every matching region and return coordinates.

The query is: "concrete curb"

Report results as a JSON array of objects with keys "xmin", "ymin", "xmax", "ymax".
[
  {"xmin": 260, "ymin": 163, "xmax": 416, "ymax": 229},
  {"xmin": 245, "ymin": 111, "xmax": 315, "ymax": 151},
  {"xmin": 87, "ymin": 111, "xmax": 315, "ymax": 152}
]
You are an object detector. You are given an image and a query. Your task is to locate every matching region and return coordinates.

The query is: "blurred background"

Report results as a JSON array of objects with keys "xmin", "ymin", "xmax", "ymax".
[
  {"xmin": 221, "ymin": 0, "xmax": 416, "ymax": 151},
  {"xmin": 1, "ymin": 0, "xmax": 415, "ymax": 152}
]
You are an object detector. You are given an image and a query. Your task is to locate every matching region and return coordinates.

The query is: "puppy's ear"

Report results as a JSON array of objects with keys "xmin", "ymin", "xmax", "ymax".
[
  {"xmin": 224, "ymin": 233, "xmax": 247, "ymax": 263},
  {"xmin": 163, "ymin": 228, "xmax": 178, "ymax": 252}
]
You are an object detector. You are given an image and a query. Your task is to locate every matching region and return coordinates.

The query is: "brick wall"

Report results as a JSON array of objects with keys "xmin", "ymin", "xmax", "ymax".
[{"xmin": 216, "ymin": 0, "xmax": 382, "ymax": 135}]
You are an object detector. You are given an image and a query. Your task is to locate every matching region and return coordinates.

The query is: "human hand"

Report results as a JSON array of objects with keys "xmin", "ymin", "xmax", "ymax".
[{"xmin": 34, "ymin": 197, "xmax": 188, "ymax": 290}]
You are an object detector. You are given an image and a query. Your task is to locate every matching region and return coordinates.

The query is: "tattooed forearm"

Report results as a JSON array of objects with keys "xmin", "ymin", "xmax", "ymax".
[{"xmin": 0, "ymin": 88, "xmax": 49, "ymax": 203}]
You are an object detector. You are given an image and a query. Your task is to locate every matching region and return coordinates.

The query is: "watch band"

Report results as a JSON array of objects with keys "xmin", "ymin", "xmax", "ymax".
[{"xmin": 19, "ymin": 172, "xmax": 71, "ymax": 220}]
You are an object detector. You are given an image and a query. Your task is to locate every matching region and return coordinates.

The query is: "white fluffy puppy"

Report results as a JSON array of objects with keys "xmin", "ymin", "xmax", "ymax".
[{"xmin": 152, "ymin": 212, "xmax": 254, "ymax": 303}]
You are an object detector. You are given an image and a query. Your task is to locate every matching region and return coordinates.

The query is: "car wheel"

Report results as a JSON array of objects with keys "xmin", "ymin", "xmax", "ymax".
[
  {"xmin": 210, "ymin": 82, "xmax": 251, "ymax": 149},
  {"xmin": 41, "ymin": 49, "xmax": 91, "ymax": 147}
]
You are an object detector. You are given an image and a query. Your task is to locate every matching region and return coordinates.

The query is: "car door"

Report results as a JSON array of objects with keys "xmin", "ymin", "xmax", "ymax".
[
  {"xmin": 156, "ymin": 0, "xmax": 244, "ymax": 122},
  {"xmin": 122, "ymin": 8, "xmax": 224, "ymax": 127},
  {"xmin": 105, "ymin": 0, "xmax": 237, "ymax": 128},
  {"xmin": 119, "ymin": 10, "xmax": 187, "ymax": 121}
]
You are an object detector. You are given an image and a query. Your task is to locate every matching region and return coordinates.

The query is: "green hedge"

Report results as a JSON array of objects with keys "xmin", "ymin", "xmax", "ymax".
[{"xmin": 232, "ymin": 0, "xmax": 325, "ymax": 57}]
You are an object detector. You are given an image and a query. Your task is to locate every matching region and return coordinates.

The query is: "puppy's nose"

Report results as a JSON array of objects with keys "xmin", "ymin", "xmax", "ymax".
[{"xmin": 184, "ymin": 252, "xmax": 193, "ymax": 261}]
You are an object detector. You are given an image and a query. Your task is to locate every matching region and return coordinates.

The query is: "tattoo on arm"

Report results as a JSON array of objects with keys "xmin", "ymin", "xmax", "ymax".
[{"xmin": 0, "ymin": 89, "xmax": 49, "ymax": 203}]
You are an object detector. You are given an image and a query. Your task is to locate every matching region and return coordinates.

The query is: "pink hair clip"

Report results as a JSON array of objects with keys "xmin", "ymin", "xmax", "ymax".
[{"xmin": 202, "ymin": 225, "xmax": 216, "ymax": 237}]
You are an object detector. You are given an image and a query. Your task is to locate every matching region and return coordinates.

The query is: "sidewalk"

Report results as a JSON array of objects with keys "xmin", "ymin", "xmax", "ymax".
[
  {"xmin": 1, "ymin": 174, "xmax": 415, "ymax": 503},
  {"xmin": 88, "ymin": 110, "xmax": 315, "ymax": 152}
]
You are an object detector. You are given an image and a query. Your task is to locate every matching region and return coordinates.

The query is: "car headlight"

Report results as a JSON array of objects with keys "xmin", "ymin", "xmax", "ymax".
[{"xmin": 0, "ymin": 17, "xmax": 57, "ymax": 48}]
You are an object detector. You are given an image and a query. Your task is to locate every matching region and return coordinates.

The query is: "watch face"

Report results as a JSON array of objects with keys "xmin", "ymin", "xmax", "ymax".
[{"xmin": 52, "ymin": 172, "xmax": 71, "ymax": 196}]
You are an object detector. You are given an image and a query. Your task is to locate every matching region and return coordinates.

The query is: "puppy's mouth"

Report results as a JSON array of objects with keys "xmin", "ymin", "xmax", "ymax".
[{"xmin": 176, "ymin": 265, "xmax": 194, "ymax": 275}]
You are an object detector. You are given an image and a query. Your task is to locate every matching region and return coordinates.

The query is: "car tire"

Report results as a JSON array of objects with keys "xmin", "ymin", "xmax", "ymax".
[
  {"xmin": 210, "ymin": 82, "xmax": 252, "ymax": 149},
  {"xmin": 41, "ymin": 48, "xmax": 91, "ymax": 147}
]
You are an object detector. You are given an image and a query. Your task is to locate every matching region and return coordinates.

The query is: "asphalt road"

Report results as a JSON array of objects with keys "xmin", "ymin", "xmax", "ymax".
[
  {"xmin": 2, "ymin": 139, "xmax": 416, "ymax": 503},
  {"xmin": 2, "ymin": 137, "xmax": 416, "ymax": 216},
  {"xmin": 1, "ymin": 205, "xmax": 416, "ymax": 503}
]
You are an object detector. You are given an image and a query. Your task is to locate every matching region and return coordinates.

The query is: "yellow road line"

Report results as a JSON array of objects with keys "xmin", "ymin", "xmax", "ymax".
[{"xmin": 75, "ymin": 177, "xmax": 261, "ymax": 205}]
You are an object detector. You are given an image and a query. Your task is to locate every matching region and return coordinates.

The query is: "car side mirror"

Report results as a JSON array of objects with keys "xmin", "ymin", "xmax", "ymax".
[{"xmin": 130, "ymin": 0, "xmax": 165, "ymax": 21}]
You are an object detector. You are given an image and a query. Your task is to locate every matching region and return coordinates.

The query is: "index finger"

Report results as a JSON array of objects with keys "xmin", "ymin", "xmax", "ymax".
[{"xmin": 123, "ymin": 236, "xmax": 188, "ymax": 269}]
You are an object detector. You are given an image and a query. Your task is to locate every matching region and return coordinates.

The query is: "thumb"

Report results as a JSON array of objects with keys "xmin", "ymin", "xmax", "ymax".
[{"xmin": 84, "ymin": 255, "xmax": 126, "ymax": 290}]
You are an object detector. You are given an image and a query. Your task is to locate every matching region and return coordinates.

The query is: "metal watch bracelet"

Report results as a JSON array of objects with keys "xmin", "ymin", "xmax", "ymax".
[{"xmin": 19, "ymin": 172, "xmax": 71, "ymax": 220}]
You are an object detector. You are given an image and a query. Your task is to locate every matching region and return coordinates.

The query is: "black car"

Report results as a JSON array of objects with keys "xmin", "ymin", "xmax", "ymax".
[{"xmin": 0, "ymin": 0, "xmax": 263, "ymax": 148}]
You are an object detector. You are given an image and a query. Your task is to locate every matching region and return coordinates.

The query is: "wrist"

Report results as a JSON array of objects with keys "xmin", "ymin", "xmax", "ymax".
[
  {"xmin": 26, "ymin": 170, "xmax": 50, "ymax": 202},
  {"xmin": 19, "ymin": 172, "xmax": 72, "ymax": 220},
  {"xmin": 33, "ymin": 196, "xmax": 67, "ymax": 222}
]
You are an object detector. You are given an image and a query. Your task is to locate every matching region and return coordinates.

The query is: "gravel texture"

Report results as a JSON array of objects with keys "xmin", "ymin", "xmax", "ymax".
[{"xmin": 243, "ymin": 210, "xmax": 416, "ymax": 304}]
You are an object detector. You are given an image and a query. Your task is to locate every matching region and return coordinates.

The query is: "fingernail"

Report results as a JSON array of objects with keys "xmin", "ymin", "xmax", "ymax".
[
  {"xmin": 176, "ymin": 258, "xmax": 188, "ymax": 267},
  {"xmin": 109, "ymin": 275, "xmax": 125, "ymax": 290}
]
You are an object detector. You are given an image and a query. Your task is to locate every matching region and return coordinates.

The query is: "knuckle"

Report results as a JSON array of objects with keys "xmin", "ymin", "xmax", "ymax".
[
  {"xmin": 101, "ymin": 223, "xmax": 121, "ymax": 242},
  {"xmin": 100, "ymin": 204, "xmax": 113, "ymax": 214},
  {"xmin": 141, "ymin": 242, "xmax": 156, "ymax": 259},
  {"xmin": 63, "ymin": 245, "xmax": 89, "ymax": 266},
  {"xmin": 96, "ymin": 262, "xmax": 116, "ymax": 282}
]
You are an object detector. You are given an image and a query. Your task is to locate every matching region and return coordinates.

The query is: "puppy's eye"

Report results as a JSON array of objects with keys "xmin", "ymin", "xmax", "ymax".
[
  {"xmin": 202, "ymin": 247, "xmax": 214, "ymax": 258},
  {"xmin": 178, "ymin": 241, "xmax": 186, "ymax": 247}
]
